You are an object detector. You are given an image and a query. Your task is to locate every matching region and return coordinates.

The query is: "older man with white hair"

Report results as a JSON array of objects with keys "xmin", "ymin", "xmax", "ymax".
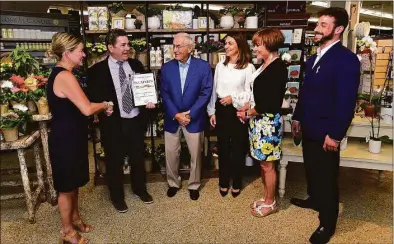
[{"xmin": 160, "ymin": 32, "xmax": 213, "ymax": 200}]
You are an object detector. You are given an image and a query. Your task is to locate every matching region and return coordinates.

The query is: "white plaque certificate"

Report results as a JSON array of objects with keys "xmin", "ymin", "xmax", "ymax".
[{"xmin": 131, "ymin": 73, "xmax": 158, "ymax": 106}]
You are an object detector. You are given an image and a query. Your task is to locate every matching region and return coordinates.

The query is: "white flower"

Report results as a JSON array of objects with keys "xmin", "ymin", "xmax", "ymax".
[
  {"xmin": 360, "ymin": 46, "xmax": 365, "ymax": 51},
  {"xmin": 13, "ymin": 104, "xmax": 28, "ymax": 112},
  {"xmin": 281, "ymin": 53, "xmax": 291, "ymax": 62},
  {"xmin": 372, "ymin": 42, "xmax": 377, "ymax": 47},
  {"xmin": 1, "ymin": 80, "xmax": 13, "ymax": 89}
]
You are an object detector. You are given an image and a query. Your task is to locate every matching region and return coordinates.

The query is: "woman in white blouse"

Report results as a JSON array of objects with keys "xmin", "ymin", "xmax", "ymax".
[{"xmin": 207, "ymin": 33, "xmax": 256, "ymax": 197}]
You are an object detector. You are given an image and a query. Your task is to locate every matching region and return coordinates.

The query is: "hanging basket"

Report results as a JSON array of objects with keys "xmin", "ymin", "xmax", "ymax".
[
  {"xmin": 35, "ymin": 97, "xmax": 50, "ymax": 115},
  {"xmin": 2, "ymin": 127, "xmax": 19, "ymax": 142}
]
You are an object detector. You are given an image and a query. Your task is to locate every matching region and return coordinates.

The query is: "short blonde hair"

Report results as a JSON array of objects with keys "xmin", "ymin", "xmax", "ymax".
[
  {"xmin": 174, "ymin": 32, "xmax": 195, "ymax": 50},
  {"xmin": 47, "ymin": 32, "xmax": 82, "ymax": 61},
  {"xmin": 252, "ymin": 28, "xmax": 284, "ymax": 52}
]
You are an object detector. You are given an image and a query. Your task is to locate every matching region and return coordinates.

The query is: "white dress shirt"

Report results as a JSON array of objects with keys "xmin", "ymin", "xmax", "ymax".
[
  {"xmin": 313, "ymin": 40, "xmax": 340, "ymax": 68},
  {"xmin": 207, "ymin": 61, "xmax": 256, "ymax": 116},
  {"xmin": 108, "ymin": 55, "xmax": 139, "ymax": 118}
]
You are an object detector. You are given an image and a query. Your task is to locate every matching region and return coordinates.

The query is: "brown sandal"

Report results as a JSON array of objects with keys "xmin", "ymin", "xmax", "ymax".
[
  {"xmin": 73, "ymin": 219, "xmax": 94, "ymax": 233},
  {"xmin": 59, "ymin": 229, "xmax": 89, "ymax": 244}
]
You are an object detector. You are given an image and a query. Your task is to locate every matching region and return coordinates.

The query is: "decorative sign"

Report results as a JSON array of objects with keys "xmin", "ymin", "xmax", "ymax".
[
  {"xmin": 286, "ymin": 1, "xmax": 306, "ymax": 13},
  {"xmin": 132, "ymin": 73, "xmax": 158, "ymax": 106},
  {"xmin": 0, "ymin": 15, "xmax": 68, "ymax": 27}
]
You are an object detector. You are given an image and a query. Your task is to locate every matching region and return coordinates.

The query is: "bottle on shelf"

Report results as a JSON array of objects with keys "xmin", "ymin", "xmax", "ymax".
[
  {"xmin": 155, "ymin": 47, "xmax": 162, "ymax": 67},
  {"xmin": 150, "ymin": 46, "xmax": 156, "ymax": 67}
]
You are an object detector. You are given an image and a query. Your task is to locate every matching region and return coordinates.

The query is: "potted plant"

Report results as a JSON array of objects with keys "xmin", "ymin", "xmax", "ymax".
[
  {"xmin": 108, "ymin": 2, "xmax": 127, "ymax": 17},
  {"xmin": 134, "ymin": 19, "xmax": 143, "ymax": 29},
  {"xmin": 8, "ymin": 75, "xmax": 28, "ymax": 106},
  {"xmin": 130, "ymin": 39, "xmax": 148, "ymax": 66},
  {"xmin": 8, "ymin": 47, "xmax": 39, "ymax": 78},
  {"xmin": 137, "ymin": 6, "xmax": 161, "ymax": 30},
  {"xmin": 219, "ymin": 6, "xmax": 242, "ymax": 29},
  {"xmin": 25, "ymin": 75, "xmax": 49, "ymax": 115},
  {"xmin": 0, "ymin": 104, "xmax": 31, "ymax": 142},
  {"xmin": 0, "ymin": 80, "xmax": 14, "ymax": 114},
  {"xmin": 86, "ymin": 42, "xmax": 108, "ymax": 67},
  {"xmin": 125, "ymin": 14, "xmax": 137, "ymax": 30},
  {"xmin": 237, "ymin": 17, "xmax": 245, "ymax": 28},
  {"xmin": 244, "ymin": 8, "xmax": 258, "ymax": 28}
]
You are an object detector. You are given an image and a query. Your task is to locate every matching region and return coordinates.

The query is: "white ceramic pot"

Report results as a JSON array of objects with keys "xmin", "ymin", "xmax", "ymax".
[
  {"xmin": 340, "ymin": 137, "xmax": 348, "ymax": 150},
  {"xmin": 192, "ymin": 19, "xmax": 198, "ymax": 29},
  {"xmin": 245, "ymin": 155, "xmax": 254, "ymax": 167},
  {"xmin": 220, "ymin": 16, "xmax": 234, "ymax": 29},
  {"xmin": 368, "ymin": 139, "xmax": 381, "ymax": 154},
  {"xmin": 246, "ymin": 16, "xmax": 258, "ymax": 28},
  {"xmin": 125, "ymin": 18, "xmax": 136, "ymax": 30},
  {"xmin": 148, "ymin": 16, "xmax": 161, "ymax": 30}
]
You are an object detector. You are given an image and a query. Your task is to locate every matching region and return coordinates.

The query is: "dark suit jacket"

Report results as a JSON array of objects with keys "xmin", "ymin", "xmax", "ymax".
[
  {"xmin": 160, "ymin": 57, "xmax": 213, "ymax": 133},
  {"xmin": 292, "ymin": 42, "xmax": 361, "ymax": 142},
  {"xmin": 87, "ymin": 57, "xmax": 148, "ymax": 148}
]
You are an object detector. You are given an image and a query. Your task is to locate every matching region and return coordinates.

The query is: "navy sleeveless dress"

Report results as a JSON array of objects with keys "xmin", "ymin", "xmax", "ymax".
[{"xmin": 47, "ymin": 67, "xmax": 89, "ymax": 192}]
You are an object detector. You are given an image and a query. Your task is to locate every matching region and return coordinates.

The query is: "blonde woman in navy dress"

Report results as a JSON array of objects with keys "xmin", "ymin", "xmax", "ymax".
[{"xmin": 237, "ymin": 28, "xmax": 287, "ymax": 217}]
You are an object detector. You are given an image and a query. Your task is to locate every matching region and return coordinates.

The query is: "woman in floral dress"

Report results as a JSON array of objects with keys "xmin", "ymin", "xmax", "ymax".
[{"xmin": 237, "ymin": 28, "xmax": 287, "ymax": 217}]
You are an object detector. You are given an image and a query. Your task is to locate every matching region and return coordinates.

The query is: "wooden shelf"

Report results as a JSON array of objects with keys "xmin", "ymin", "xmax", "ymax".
[
  {"xmin": 85, "ymin": 30, "xmax": 109, "ymax": 34},
  {"xmin": 85, "ymin": 28, "xmax": 260, "ymax": 35},
  {"xmin": 0, "ymin": 38, "xmax": 52, "ymax": 42}
]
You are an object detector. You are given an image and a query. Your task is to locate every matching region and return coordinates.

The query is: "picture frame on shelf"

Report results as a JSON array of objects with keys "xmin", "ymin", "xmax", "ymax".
[
  {"xmin": 289, "ymin": 50, "xmax": 302, "ymax": 62},
  {"xmin": 218, "ymin": 52, "xmax": 226, "ymax": 63},
  {"xmin": 198, "ymin": 17, "xmax": 207, "ymax": 29},
  {"xmin": 112, "ymin": 17, "xmax": 125, "ymax": 29}
]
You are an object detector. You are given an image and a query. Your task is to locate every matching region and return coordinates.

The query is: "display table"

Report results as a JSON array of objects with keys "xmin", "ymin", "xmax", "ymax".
[
  {"xmin": 1, "ymin": 131, "xmax": 45, "ymax": 223},
  {"xmin": 278, "ymin": 137, "xmax": 393, "ymax": 198},
  {"xmin": 282, "ymin": 114, "xmax": 393, "ymax": 139},
  {"xmin": 32, "ymin": 113, "xmax": 57, "ymax": 205}
]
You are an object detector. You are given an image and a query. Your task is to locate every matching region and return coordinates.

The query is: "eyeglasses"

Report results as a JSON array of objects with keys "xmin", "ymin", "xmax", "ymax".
[{"xmin": 173, "ymin": 44, "xmax": 188, "ymax": 50}]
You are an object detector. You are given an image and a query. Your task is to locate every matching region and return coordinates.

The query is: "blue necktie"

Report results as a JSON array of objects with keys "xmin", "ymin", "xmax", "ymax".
[{"xmin": 117, "ymin": 61, "xmax": 134, "ymax": 113}]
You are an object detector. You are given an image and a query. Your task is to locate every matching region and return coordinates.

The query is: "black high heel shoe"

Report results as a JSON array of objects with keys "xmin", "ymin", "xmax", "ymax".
[
  {"xmin": 219, "ymin": 188, "xmax": 228, "ymax": 197},
  {"xmin": 231, "ymin": 189, "xmax": 241, "ymax": 198}
]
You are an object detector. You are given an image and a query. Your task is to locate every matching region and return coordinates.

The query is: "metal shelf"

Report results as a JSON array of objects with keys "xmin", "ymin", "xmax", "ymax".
[{"xmin": 84, "ymin": 28, "xmax": 260, "ymax": 35}]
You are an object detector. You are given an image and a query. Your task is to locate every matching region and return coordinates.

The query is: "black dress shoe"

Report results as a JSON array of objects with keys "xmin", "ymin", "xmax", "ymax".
[
  {"xmin": 231, "ymin": 190, "xmax": 241, "ymax": 198},
  {"xmin": 135, "ymin": 191, "xmax": 154, "ymax": 204},
  {"xmin": 290, "ymin": 197, "xmax": 318, "ymax": 211},
  {"xmin": 219, "ymin": 188, "xmax": 228, "ymax": 197},
  {"xmin": 167, "ymin": 187, "xmax": 179, "ymax": 197},
  {"xmin": 111, "ymin": 200, "xmax": 128, "ymax": 213},
  {"xmin": 309, "ymin": 226, "xmax": 334, "ymax": 244},
  {"xmin": 189, "ymin": 190, "xmax": 200, "ymax": 200}
]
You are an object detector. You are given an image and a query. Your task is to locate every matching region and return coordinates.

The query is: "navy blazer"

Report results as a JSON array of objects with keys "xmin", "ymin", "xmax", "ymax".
[
  {"xmin": 292, "ymin": 42, "xmax": 360, "ymax": 142},
  {"xmin": 160, "ymin": 56, "xmax": 213, "ymax": 133}
]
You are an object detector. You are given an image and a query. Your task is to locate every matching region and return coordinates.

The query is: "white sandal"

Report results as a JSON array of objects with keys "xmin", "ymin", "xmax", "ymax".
[
  {"xmin": 251, "ymin": 200, "xmax": 278, "ymax": 218},
  {"xmin": 250, "ymin": 198, "xmax": 265, "ymax": 209}
]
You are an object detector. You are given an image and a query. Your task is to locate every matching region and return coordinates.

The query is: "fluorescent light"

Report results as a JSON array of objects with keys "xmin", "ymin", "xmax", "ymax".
[
  {"xmin": 310, "ymin": 1, "xmax": 330, "ymax": 8},
  {"xmin": 360, "ymin": 9, "xmax": 393, "ymax": 19},
  {"xmin": 308, "ymin": 17, "xmax": 319, "ymax": 23},
  {"xmin": 370, "ymin": 25, "xmax": 393, "ymax": 30}
]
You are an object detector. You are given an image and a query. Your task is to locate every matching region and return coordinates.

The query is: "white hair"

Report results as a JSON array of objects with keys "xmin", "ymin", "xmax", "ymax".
[{"xmin": 174, "ymin": 32, "xmax": 195, "ymax": 50}]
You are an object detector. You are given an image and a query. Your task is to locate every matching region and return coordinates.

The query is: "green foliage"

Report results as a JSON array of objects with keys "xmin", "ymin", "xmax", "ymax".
[
  {"xmin": 107, "ymin": 2, "xmax": 126, "ymax": 14},
  {"xmin": 136, "ymin": 6, "xmax": 161, "ymax": 17},
  {"xmin": 219, "ymin": 6, "xmax": 242, "ymax": 17},
  {"xmin": 244, "ymin": 8, "xmax": 257, "ymax": 17},
  {"xmin": 8, "ymin": 47, "xmax": 39, "ymax": 77}
]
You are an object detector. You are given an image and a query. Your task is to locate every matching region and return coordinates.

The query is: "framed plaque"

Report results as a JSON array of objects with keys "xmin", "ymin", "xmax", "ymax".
[
  {"xmin": 111, "ymin": 17, "xmax": 125, "ymax": 29},
  {"xmin": 131, "ymin": 73, "xmax": 158, "ymax": 106}
]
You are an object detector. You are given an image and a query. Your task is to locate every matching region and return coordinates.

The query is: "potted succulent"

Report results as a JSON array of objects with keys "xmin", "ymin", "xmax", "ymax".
[
  {"xmin": 219, "ymin": 6, "xmax": 242, "ymax": 29},
  {"xmin": 108, "ymin": 2, "xmax": 127, "ymax": 17},
  {"xmin": 0, "ymin": 104, "xmax": 31, "ymax": 142},
  {"xmin": 244, "ymin": 8, "xmax": 258, "ymax": 28}
]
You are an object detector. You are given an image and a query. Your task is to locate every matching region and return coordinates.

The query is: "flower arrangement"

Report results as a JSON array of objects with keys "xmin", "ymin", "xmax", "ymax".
[
  {"xmin": 357, "ymin": 36, "xmax": 377, "ymax": 53},
  {"xmin": 0, "ymin": 62, "xmax": 13, "ymax": 80},
  {"xmin": 0, "ymin": 104, "xmax": 31, "ymax": 138},
  {"xmin": 86, "ymin": 42, "xmax": 108, "ymax": 55},
  {"xmin": 197, "ymin": 40, "xmax": 225, "ymax": 53},
  {"xmin": 130, "ymin": 39, "xmax": 147, "ymax": 52},
  {"xmin": 219, "ymin": 6, "xmax": 242, "ymax": 17},
  {"xmin": 8, "ymin": 46, "xmax": 40, "ymax": 78}
]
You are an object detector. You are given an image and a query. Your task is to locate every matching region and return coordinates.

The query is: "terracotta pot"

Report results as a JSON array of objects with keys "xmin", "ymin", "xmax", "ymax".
[
  {"xmin": 0, "ymin": 103, "xmax": 9, "ymax": 114},
  {"xmin": 35, "ymin": 97, "xmax": 49, "ymax": 115},
  {"xmin": 2, "ymin": 127, "xmax": 19, "ymax": 142},
  {"xmin": 364, "ymin": 105, "xmax": 376, "ymax": 117}
]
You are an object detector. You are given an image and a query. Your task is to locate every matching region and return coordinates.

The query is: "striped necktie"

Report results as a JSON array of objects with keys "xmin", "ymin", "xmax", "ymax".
[{"xmin": 117, "ymin": 61, "xmax": 134, "ymax": 113}]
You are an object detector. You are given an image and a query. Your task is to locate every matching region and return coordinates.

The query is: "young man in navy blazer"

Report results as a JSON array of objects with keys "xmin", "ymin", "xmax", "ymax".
[
  {"xmin": 160, "ymin": 33, "xmax": 213, "ymax": 201},
  {"xmin": 290, "ymin": 7, "xmax": 360, "ymax": 244}
]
